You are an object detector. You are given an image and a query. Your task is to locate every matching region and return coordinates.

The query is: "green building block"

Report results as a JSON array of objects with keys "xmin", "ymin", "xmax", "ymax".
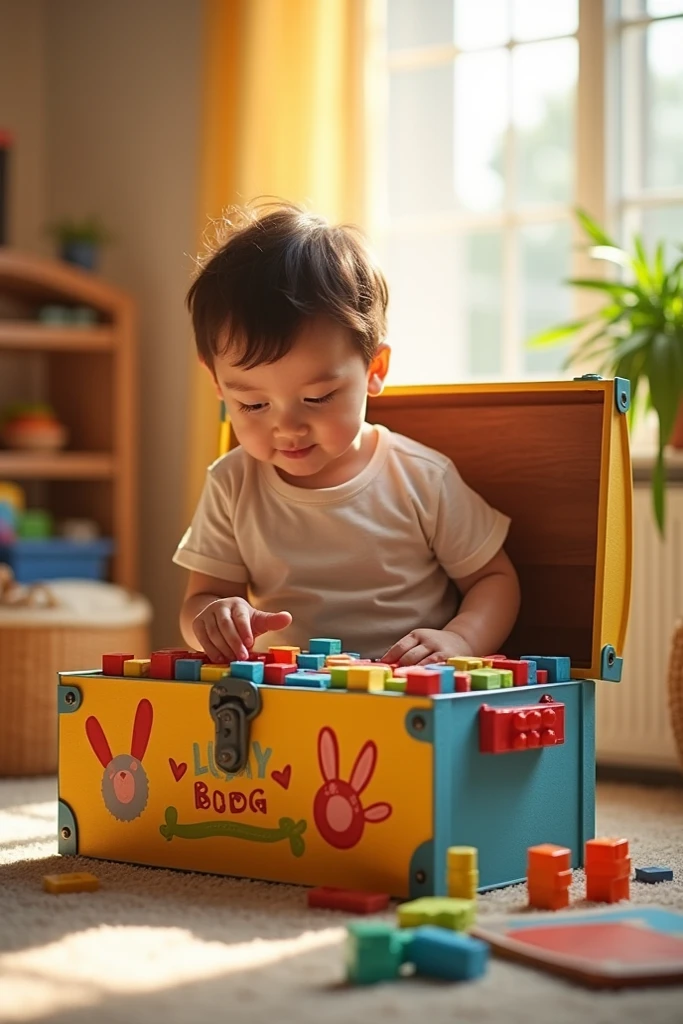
[
  {"xmin": 346, "ymin": 921, "xmax": 403, "ymax": 985},
  {"xmin": 329, "ymin": 666, "xmax": 351, "ymax": 688},
  {"xmin": 385, "ymin": 677, "xmax": 407, "ymax": 692},
  {"xmin": 470, "ymin": 669, "xmax": 506, "ymax": 690},
  {"xmin": 397, "ymin": 897, "xmax": 476, "ymax": 932}
]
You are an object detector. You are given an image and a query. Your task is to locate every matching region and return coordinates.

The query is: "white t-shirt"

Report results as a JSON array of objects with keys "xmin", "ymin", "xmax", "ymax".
[{"xmin": 173, "ymin": 424, "xmax": 510, "ymax": 659}]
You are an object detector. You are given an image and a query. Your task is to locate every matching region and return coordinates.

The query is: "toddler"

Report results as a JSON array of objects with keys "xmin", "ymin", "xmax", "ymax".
[{"xmin": 174, "ymin": 203, "xmax": 520, "ymax": 665}]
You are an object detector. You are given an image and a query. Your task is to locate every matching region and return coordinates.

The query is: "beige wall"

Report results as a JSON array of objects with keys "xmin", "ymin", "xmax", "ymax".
[{"xmin": 1, "ymin": 0, "xmax": 203, "ymax": 648}]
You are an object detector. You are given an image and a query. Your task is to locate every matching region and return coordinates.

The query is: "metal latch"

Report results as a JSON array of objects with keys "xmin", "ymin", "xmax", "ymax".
[{"xmin": 209, "ymin": 678, "xmax": 262, "ymax": 774}]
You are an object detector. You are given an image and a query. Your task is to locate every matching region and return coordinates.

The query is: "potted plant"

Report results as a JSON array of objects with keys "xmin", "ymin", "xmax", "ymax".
[
  {"xmin": 530, "ymin": 209, "xmax": 683, "ymax": 534},
  {"xmin": 46, "ymin": 215, "xmax": 113, "ymax": 271}
]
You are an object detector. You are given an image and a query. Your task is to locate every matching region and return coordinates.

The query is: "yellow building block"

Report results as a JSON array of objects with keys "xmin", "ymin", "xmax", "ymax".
[
  {"xmin": 347, "ymin": 666, "xmax": 386, "ymax": 692},
  {"xmin": 447, "ymin": 846, "xmax": 478, "ymax": 870},
  {"xmin": 397, "ymin": 896, "xmax": 476, "ymax": 931},
  {"xmin": 447, "ymin": 657, "xmax": 483, "ymax": 672},
  {"xmin": 200, "ymin": 664, "xmax": 230, "ymax": 681},
  {"xmin": 123, "ymin": 658, "xmax": 151, "ymax": 677},
  {"xmin": 43, "ymin": 872, "xmax": 100, "ymax": 894},
  {"xmin": 447, "ymin": 869, "xmax": 479, "ymax": 899}
]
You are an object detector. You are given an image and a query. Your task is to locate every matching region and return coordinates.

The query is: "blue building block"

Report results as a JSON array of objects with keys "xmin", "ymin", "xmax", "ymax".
[
  {"xmin": 230, "ymin": 660, "xmax": 265, "ymax": 684},
  {"xmin": 520, "ymin": 659, "xmax": 538, "ymax": 683},
  {"xmin": 425, "ymin": 665, "xmax": 456, "ymax": 692},
  {"xmin": 346, "ymin": 922, "xmax": 403, "ymax": 985},
  {"xmin": 410, "ymin": 926, "xmax": 489, "ymax": 981},
  {"xmin": 520, "ymin": 655, "xmax": 570, "ymax": 683},
  {"xmin": 174, "ymin": 658, "xmax": 203, "ymax": 681},
  {"xmin": 309, "ymin": 638, "xmax": 342, "ymax": 655},
  {"xmin": 297, "ymin": 652, "xmax": 326, "ymax": 670},
  {"xmin": 285, "ymin": 671, "xmax": 331, "ymax": 688},
  {"xmin": 635, "ymin": 866, "xmax": 673, "ymax": 883}
]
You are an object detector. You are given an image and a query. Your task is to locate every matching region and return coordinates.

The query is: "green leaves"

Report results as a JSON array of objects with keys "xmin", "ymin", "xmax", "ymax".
[{"xmin": 527, "ymin": 207, "xmax": 683, "ymax": 534}]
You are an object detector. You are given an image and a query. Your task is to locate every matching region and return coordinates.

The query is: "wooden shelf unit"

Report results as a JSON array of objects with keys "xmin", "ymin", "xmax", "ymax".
[{"xmin": 0, "ymin": 249, "xmax": 138, "ymax": 588}]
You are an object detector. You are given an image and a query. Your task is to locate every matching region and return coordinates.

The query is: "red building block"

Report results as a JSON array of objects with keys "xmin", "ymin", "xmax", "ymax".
[
  {"xmin": 405, "ymin": 667, "xmax": 442, "ymax": 696},
  {"xmin": 101, "ymin": 653, "xmax": 134, "ymax": 675},
  {"xmin": 150, "ymin": 649, "xmax": 206, "ymax": 680},
  {"xmin": 454, "ymin": 672, "xmax": 471, "ymax": 692},
  {"xmin": 528, "ymin": 844, "xmax": 571, "ymax": 878},
  {"xmin": 494, "ymin": 659, "xmax": 530, "ymax": 685},
  {"xmin": 536, "ymin": 669, "xmax": 548, "ymax": 684},
  {"xmin": 307, "ymin": 887, "xmax": 390, "ymax": 913},
  {"xmin": 585, "ymin": 837, "xmax": 630, "ymax": 870},
  {"xmin": 586, "ymin": 874, "xmax": 630, "ymax": 903},
  {"xmin": 479, "ymin": 698, "xmax": 565, "ymax": 753},
  {"xmin": 263, "ymin": 663, "xmax": 298, "ymax": 684}
]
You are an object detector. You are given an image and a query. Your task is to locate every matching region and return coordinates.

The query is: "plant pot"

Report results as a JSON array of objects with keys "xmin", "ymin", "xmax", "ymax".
[
  {"xmin": 60, "ymin": 240, "xmax": 99, "ymax": 271},
  {"xmin": 670, "ymin": 401, "xmax": 683, "ymax": 450}
]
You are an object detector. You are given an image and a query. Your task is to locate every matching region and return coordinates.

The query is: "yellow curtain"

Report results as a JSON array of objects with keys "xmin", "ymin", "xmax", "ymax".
[{"xmin": 185, "ymin": 0, "xmax": 369, "ymax": 518}]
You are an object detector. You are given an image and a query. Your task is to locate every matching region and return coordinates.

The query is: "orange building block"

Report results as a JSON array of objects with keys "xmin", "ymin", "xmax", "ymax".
[
  {"xmin": 43, "ymin": 872, "xmax": 100, "ymax": 894},
  {"xmin": 527, "ymin": 884, "xmax": 571, "ymax": 911},
  {"xmin": 585, "ymin": 837, "xmax": 629, "ymax": 869},
  {"xmin": 586, "ymin": 874, "xmax": 630, "ymax": 903},
  {"xmin": 527, "ymin": 844, "xmax": 571, "ymax": 879}
]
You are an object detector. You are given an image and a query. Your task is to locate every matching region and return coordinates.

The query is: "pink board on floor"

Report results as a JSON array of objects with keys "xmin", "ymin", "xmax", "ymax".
[{"xmin": 471, "ymin": 906, "xmax": 683, "ymax": 988}]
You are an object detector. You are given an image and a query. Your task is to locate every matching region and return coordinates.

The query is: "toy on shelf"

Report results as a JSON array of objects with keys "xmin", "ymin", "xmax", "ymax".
[{"xmin": 0, "ymin": 402, "xmax": 68, "ymax": 452}]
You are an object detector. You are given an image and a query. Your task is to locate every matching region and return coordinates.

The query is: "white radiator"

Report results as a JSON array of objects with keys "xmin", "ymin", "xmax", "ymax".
[{"xmin": 596, "ymin": 484, "xmax": 683, "ymax": 769}]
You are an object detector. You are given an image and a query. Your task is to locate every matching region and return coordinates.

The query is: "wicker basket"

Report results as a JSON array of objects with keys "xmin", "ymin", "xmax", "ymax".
[
  {"xmin": 667, "ymin": 619, "xmax": 683, "ymax": 773},
  {"xmin": 0, "ymin": 576, "xmax": 152, "ymax": 776}
]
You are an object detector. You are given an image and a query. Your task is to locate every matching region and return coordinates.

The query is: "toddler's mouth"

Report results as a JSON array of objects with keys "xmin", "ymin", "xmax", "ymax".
[{"xmin": 279, "ymin": 445, "xmax": 316, "ymax": 460}]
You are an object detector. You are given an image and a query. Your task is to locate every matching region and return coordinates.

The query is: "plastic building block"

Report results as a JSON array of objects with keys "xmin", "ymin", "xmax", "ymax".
[
  {"xmin": 297, "ymin": 652, "xmax": 326, "ymax": 671},
  {"xmin": 494, "ymin": 659, "xmax": 530, "ymax": 686},
  {"xmin": 635, "ymin": 866, "xmax": 674, "ymax": 883},
  {"xmin": 411, "ymin": 926, "xmax": 489, "ymax": 982},
  {"xmin": 447, "ymin": 847, "xmax": 479, "ymax": 899},
  {"xmin": 174, "ymin": 658, "xmax": 203, "ymax": 681},
  {"xmin": 347, "ymin": 666, "xmax": 386, "ymax": 692},
  {"xmin": 585, "ymin": 837, "xmax": 629, "ymax": 869},
  {"xmin": 230, "ymin": 660, "xmax": 265, "ymax": 683},
  {"xmin": 535, "ymin": 669, "xmax": 548, "ymax": 684},
  {"xmin": 284, "ymin": 671, "xmax": 331, "ymax": 688},
  {"xmin": 528, "ymin": 844, "xmax": 571, "ymax": 877},
  {"xmin": 469, "ymin": 669, "xmax": 506, "ymax": 691},
  {"xmin": 345, "ymin": 922, "xmax": 403, "ymax": 985},
  {"xmin": 479, "ymin": 699, "xmax": 565, "ymax": 753},
  {"xmin": 585, "ymin": 838, "xmax": 630, "ymax": 903},
  {"xmin": 520, "ymin": 655, "xmax": 571, "ymax": 683},
  {"xmin": 329, "ymin": 665, "xmax": 352, "ymax": 688},
  {"xmin": 527, "ymin": 884, "xmax": 571, "ymax": 911},
  {"xmin": 586, "ymin": 874, "xmax": 630, "ymax": 903},
  {"xmin": 43, "ymin": 872, "xmax": 99, "ymax": 894},
  {"xmin": 397, "ymin": 896, "xmax": 476, "ymax": 932},
  {"xmin": 424, "ymin": 664, "xmax": 456, "ymax": 692},
  {"xmin": 200, "ymin": 664, "xmax": 230, "ymax": 681},
  {"xmin": 308, "ymin": 887, "xmax": 390, "ymax": 913},
  {"xmin": 454, "ymin": 672, "xmax": 471, "ymax": 692},
  {"xmin": 309, "ymin": 638, "xmax": 342, "ymax": 655},
  {"xmin": 448, "ymin": 846, "xmax": 477, "ymax": 870},
  {"xmin": 385, "ymin": 677, "xmax": 407, "ymax": 692},
  {"xmin": 123, "ymin": 658, "xmax": 151, "ymax": 677},
  {"xmin": 268, "ymin": 645, "xmax": 300, "ymax": 664},
  {"xmin": 447, "ymin": 657, "xmax": 483, "ymax": 671},
  {"xmin": 527, "ymin": 844, "xmax": 572, "ymax": 910},
  {"xmin": 263, "ymin": 662, "xmax": 297, "ymax": 684},
  {"xmin": 101, "ymin": 652, "xmax": 134, "ymax": 675},
  {"xmin": 405, "ymin": 667, "xmax": 442, "ymax": 696},
  {"xmin": 150, "ymin": 649, "xmax": 203, "ymax": 679}
]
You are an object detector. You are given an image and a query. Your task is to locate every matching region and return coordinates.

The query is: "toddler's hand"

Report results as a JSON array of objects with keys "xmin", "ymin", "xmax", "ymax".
[
  {"xmin": 192, "ymin": 597, "xmax": 292, "ymax": 663},
  {"xmin": 382, "ymin": 628, "xmax": 473, "ymax": 667}
]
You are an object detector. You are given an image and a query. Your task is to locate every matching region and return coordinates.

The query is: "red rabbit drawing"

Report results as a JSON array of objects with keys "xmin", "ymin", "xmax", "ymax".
[
  {"xmin": 313, "ymin": 726, "xmax": 392, "ymax": 849},
  {"xmin": 85, "ymin": 699, "xmax": 153, "ymax": 822}
]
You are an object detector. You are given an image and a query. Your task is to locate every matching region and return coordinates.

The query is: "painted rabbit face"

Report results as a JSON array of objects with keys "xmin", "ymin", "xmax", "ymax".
[
  {"xmin": 86, "ymin": 699, "xmax": 153, "ymax": 822},
  {"xmin": 313, "ymin": 727, "xmax": 392, "ymax": 849}
]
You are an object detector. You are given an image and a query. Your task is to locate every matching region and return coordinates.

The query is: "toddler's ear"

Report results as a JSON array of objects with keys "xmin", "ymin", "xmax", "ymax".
[{"xmin": 367, "ymin": 344, "xmax": 391, "ymax": 397}]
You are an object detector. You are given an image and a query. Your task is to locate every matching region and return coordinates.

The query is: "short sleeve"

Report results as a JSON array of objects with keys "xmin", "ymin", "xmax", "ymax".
[
  {"xmin": 172, "ymin": 465, "xmax": 249, "ymax": 583},
  {"xmin": 432, "ymin": 462, "xmax": 511, "ymax": 580}
]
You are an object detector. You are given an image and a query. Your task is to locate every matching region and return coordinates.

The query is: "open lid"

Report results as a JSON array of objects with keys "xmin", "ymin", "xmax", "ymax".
[{"xmin": 367, "ymin": 378, "xmax": 633, "ymax": 681}]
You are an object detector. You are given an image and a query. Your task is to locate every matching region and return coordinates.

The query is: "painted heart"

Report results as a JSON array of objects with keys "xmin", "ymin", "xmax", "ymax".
[
  {"xmin": 271, "ymin": 764, "xmax": 292, "ymax": 790},
  {"xmin": 169, "ymin": 758, "xmax": 187, "ymax": 782}
]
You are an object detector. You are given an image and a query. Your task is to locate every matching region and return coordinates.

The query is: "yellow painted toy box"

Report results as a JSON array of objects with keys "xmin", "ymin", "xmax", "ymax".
[{"xmin": 57, "ymin": 378, "xmax": 632, "ymax": 898}]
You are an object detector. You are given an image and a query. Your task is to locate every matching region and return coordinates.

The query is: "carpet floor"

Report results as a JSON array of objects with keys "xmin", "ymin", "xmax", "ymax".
[{"xmin": 0, "ymin": 777, "xmax": 682, "ymax": 1024}]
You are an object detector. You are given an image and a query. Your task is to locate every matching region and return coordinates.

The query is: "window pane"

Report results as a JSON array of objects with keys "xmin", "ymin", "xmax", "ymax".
[
  {"xmin": 388, "ymin": 0, "xmax": 453, "ymax": 51},
  {"xmin": 382, "ymin": 233, "xmax": 458, "ymax": 384},
  {"xmin": 389, "ymin": 65, "xmax": 454, "ymax": 217},
  {"xmin": 512, "ymin": 0, "xmax": 578, "ymax": 41},
  {"xmin": 644, "ymin": 19, "xmax": 683, "ymax": 190},
  {"xmin": 520, "ymin": 222, "xmax": 572, "ymax": 374},
  {"xmin": 642, "ymin": 205, "xmax": 683, "ymax": 259},
  {"xmin": 455, "ymin": 50, "xmax": 507, "ymax": 211},
  {"xmin": 648, "ymin": 0, "xmax": 683, "ymax": 15},
  {"xmin": 463, "ymin": 232, "xmax": 504, "ymax": 376},
  {"xmin": 513, "ymin": 39, "xmax": 577, "ymax": 204},
  {"xmin": 454, "ymin": 0, "xmax": 508, "ymax": 50}
]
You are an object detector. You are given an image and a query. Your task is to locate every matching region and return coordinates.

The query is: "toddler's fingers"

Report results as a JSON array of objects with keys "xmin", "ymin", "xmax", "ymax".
[
  {"xmin": 193, "ymin": 617, "xmax": 231, "ymax": 664},
  {"xmin": 230, "ymin": 603, "xmax": 254, "ymax": 653},
  {"xmin": 251, "ymin": 609, "xmax": 292, "ymax": 636},
  {"xmin": 397, "ymin": 644, "xmax": 432, "ymax": 667},
  {"xmin": 383, "ymin": 634, "xmax": 418, "ymax": 665},
  {"xmin": 211, "ymin": 605, "xmax": 250, "ymax": 661}
]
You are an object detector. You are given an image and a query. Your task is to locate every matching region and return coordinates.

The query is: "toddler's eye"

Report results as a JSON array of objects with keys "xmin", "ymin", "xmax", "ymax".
[
  {"xmin": 305, "ymin": 391, "xmax": 336, "ymax": 405},
  {"xmin": 238, "ymin": 402, "xmax": 267, "ymax": 413}
]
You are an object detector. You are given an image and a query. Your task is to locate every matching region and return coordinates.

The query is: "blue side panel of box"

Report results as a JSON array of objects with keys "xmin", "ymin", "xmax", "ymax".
[
  {"xmin": 431, "ymin": 681, "xmax": 596, "ymax": 892},
  {"xmin": 0, "ymin": 538, "xmax": 114, "ymax": 582}
]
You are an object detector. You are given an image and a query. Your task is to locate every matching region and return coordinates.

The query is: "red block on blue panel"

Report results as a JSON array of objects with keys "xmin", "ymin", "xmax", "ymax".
[
  {"xmin": 479, "ymin": 698, "xmax": 565, "ymax": 753},
  {"xmin": 536, "ymin": 669, "xmax": 548, "ymax": 684},
  {"xmin": 263, "ymin": 663, "xmax": 298, "ymax": 684},
  {"xmin": 495, "ymin": 659, "xmax": 529, "ymax": 685},
  {"xmin": 405, "ymin": 667, "xmax": 442, "ymax": 696},
  {"xmin": 150, "ymin": 649, "xmax": 205, "ymax": 680},
  {"xmin": 102, "ymin": 653, "xmax": 134, "ymax": 675},
  {"xmin": 307, "ymin": 886, "xmax": 390, "ymax": 913},
  {"xmin": 454, "ymin": 672, "xmax": 471, "ymax": 692}
]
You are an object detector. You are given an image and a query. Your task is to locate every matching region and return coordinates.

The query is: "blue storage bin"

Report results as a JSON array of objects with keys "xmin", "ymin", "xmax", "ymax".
[{"xmin": 0, "ymin": 538, "xmax": 114, "ymax": 582}]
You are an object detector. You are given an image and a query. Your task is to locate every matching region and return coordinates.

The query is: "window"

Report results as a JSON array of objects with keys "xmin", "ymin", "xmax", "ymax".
[{"xmin": 368, "ymin": 0, "xmax": 683, "ymax": 386}]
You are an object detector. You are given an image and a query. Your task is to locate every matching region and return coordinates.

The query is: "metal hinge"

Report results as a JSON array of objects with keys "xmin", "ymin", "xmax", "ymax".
[{"xmin": 209, "ymin": 677, "xmax": 262, "ymax": 774}]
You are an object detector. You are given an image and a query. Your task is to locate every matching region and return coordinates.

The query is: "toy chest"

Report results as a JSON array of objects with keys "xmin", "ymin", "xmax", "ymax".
[
  {"xmin": 0, "ymin": 538, "xmax": 114, "ymax": 582},
  {"xmin": 57, "ymin": 378, "xmax": 632, "ymax": 898}
]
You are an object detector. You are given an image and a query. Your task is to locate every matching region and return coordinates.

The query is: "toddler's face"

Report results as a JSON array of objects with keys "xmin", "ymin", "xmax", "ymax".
[{"xmin": 212, "ymin": 316, "xmax": 389, "ymax": 487}]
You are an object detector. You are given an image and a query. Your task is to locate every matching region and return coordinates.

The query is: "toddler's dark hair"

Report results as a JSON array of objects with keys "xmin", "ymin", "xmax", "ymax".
[{"xmin": 187, "ymin": 201, "xmax": 389, "ymax": 370}]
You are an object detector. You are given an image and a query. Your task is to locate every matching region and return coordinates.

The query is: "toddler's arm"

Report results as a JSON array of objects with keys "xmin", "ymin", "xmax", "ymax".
[
  {"xmin": 383, "ymin": 548, "xmax": 520, "ymax": 666},
  {"xmin": 180, "ymin": 570, "xmax": 292, "ymax": 662}
]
